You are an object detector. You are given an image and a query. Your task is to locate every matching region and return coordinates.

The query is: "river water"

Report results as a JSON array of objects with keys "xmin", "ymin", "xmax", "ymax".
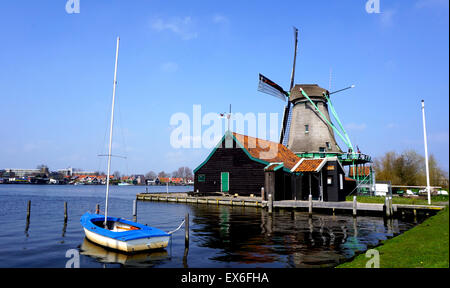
[{"xmin": 0, "ymin": 184, "xmax": 418, "ymax": 268}]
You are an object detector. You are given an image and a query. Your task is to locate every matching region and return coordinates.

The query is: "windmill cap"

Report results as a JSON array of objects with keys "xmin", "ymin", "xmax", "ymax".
[{"xmin": 290, "ymin": 84, "xmax": 329, "ymax": 102}]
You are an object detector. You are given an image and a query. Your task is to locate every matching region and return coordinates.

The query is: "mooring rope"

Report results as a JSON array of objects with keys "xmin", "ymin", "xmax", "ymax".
[{"xmin": 168, "ymin": 219, "xmax": 185, "ymax": 235}]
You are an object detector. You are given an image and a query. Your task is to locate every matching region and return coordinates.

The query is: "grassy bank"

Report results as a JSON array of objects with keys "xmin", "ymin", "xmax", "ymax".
[
  {"xmin": 346, "ymin": 195, "xmax": 449, "ymax": 205},
  {"xmin": 337, "ymin": 207, "xmax": 449, "ymax": 268}
]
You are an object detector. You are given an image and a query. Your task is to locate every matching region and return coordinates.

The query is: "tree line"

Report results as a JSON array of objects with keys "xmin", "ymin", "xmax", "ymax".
[
  {"xmin": 374, "ymin": 150, "xmax": 449, "ymax": 189},
  {"xmin": 145, "ymin": 166, "xmax": 193, "ymax": 180}
]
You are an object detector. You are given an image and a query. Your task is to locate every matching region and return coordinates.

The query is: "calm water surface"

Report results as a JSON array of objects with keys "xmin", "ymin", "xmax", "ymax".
[{"xmin": 0, "ymin": 184, "xmax": 418, "ymax": 268}]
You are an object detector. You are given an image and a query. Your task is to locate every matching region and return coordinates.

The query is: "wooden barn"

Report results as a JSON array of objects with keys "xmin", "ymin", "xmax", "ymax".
[
  {"xmin": 194, "ymin": 131, "xmax": 299, "ymax": 197},
  {"xmin": 194, "ymin": 131, "xmax": 355, "ymax": 201}
]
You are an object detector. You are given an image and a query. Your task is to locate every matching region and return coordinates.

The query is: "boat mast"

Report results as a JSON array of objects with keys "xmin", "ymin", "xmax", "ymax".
[{"xmin": 104, "ymin": 36, "xmax": 120, "ymax": 227}]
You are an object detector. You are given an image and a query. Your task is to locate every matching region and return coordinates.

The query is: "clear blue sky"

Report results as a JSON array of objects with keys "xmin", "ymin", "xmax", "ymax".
[{"xmin": 0, "ymin": 0, "xmax": 448, "ymax": 175}]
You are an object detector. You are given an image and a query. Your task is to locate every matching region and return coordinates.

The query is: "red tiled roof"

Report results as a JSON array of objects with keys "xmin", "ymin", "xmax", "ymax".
[
  {"xmin": 232, "ymin": 132, "xmax": 300, "ymax": 170},
  {"xmin": 77, "ymin": 175, "xmax": 112, "ymax": 180},
  {"xmin": 293, "ymin": 159, "xmax": 324, "ymax": 172},
  {"xmin": 349, "ymin": 166, "xmax": 371, "ymax": 177}
]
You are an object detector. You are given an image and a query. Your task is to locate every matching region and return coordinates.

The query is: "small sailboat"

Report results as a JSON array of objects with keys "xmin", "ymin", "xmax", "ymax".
[
  {"xmin": 81, "ymin": 37, "xmax": 170, "ymax": 253},
  {"xmin": 118, "ymin": 182, "xmax": 132, "ymax": 186},
  {"xmin": 80, "ymin": 213, "xmax": 170, "ymax": 252}
]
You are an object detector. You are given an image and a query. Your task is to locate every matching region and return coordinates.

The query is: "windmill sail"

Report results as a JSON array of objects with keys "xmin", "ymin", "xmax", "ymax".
[
  {"xmin": 258, "ymin": 74, "xmax": 288, "ymax": 101},
  {"xmin": 280, "ymin": 27, "xmax": 299, "ymax": 145},
  {"xmin": 279, "ymin": 102, "xmax": 291, "ymax": 144},
  {"xmin": 281, "ymin": 104, "xmax": 292, "ymax": 146}
]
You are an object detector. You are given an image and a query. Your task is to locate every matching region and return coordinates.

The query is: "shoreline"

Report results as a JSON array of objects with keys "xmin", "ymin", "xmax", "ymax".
[{"xmin": 337, "ymin": 206, "xmax": 449, "ymax": 268}]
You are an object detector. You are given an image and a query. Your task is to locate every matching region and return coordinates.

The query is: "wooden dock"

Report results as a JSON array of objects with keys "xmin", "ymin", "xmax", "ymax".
[
  {"xmin": 136, "ymin": 193, "xmax": 264, "ymax": 207},
  {"xmin": 273, "ymin": 200, "xmax": 444, "ymax": 214},
  {"xmin": 136, "ymin": 193, "xmax": 445, "ymax": 217}
]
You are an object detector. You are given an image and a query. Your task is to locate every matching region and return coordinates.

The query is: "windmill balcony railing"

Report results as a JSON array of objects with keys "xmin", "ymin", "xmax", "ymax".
[{"xmin": 341, "ymin": 153, "xmax": 372, "ymax": 162}]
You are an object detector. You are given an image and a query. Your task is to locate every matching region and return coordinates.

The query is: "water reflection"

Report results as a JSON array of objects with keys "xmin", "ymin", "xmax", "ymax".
[
  {"xmin": 62, "ymin": 221, "xmax": 67, "ymax": 238},
  {"xmin": 24, "ymin": 218, "xmax": 30, "ymax": 238},
  {"xmin": 80, "ymin": 238, "xmax": 169, "ymax": 267},
  {"xmin": 188, "ymin": 205, "xmax": 415, "ymax": 268},
  {"xmin": 0, "ymin": 185, "xmax": 423, "ymax": 268}
]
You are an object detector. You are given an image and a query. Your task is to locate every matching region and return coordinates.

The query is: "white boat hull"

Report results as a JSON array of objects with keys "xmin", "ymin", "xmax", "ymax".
[{"xmin": 83, "ymin": 228, "xmax": 170, "ymax": 253}]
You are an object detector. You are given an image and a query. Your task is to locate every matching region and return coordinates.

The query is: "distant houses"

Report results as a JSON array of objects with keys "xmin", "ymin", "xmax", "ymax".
[
  {"xmin": 1, "ymin": 167, "xmax": 194, "ymax": 186},
  {"xmin": 146, "ymin": 177, "xmax": 193, "ymax": 186},
  {"xmin": 72, "ymin": 175, "xmax": 114, "ymax": 185}
]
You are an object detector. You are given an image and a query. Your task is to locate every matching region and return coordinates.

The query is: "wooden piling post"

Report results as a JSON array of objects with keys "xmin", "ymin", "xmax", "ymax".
[
  {"xmin": 352, "ymin": 196, "xmax": 357, "ymax": 217},
  {"xmin": 261, "ymin": 187, "xmax": 265, "ymax": 201},
  {"xmin": 385, "ymin": 197, "xmax": 391, "ymax": 218},
  {"xmin": 132, "ymin": 199, "xmax": 137, "ymax": 217},
  {"xmin": 185, "ymin": 213, "xmax": 189, "ymax": 248},
  {"xmin": 96, "ymin": 204, "xmax": 100, "ymax": 214},
  {"xmin": 64, "ymin": 202, "xmax": 68, "ymax": 222},
  {"xmin": 268, "ymin": 194, "xmax": 273, "ymax": 214},
  {"xmin": 27, "ymin": 200, "xmax": 31, "ymax": 220},
  {"xmin": 389, "ymin": 196, "xmax": 394, "ymax": 217},
  {"xmin": 308, "ymin": 194, "xmax": 313, "ymax": 217}
]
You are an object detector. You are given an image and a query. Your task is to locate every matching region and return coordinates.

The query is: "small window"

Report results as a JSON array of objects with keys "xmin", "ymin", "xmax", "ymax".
[
  {"xmin": 198, "ymin": 174, "xmax": 206, "ymax": 182},
  {"xmin": 305, "ymin": 125, "xmax": 309, "ymax": 134},
  {"xmin": 327, "ymin": 177, "xmax": 333, "ymax": 185},
  {"xmin": 326, "ymin": 142, "xmax": 331, "ymax": 149},
  {"xmin": 319, "ymin": 147, "xmax": 326, "ymax": 152}
]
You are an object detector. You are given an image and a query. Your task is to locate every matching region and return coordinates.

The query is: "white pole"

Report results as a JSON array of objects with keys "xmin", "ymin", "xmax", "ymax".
[
  {"xmin": 421, "ymin": 100, "xmax": 431, "ymax": 205},
  {"xmin": 104, "ymin": 37, "xmax": 120, "ymax": 227},
  {"xmin": 227, "ymin": 104, "xmax": 231, "ymax": 132}
]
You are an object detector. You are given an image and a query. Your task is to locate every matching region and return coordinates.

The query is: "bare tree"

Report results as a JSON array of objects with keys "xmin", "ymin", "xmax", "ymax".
[
  {"xmin": 184, "ymin": 167, "xmax": 193, "ymax": 179},
  {"xmin": 145, "ymin": 171, "xmax": 157, "ymax": 179},
  {"xmin": 172, "ymin": 167, "xmax": 193, "ymax": 179},
  {"xmin": 374, "ymin": 150, "xmax": 448, "ymax": 188},
  {"xmin": 158, "ymin": 171, "xmax": 169, "ymax": 178},
  {"xmin": 113, "ymin": 171, "xmax": 121, "ymax": 179}
]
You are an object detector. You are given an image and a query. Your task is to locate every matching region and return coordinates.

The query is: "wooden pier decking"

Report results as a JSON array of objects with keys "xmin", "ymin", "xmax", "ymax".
[
  {"xmin": 273, "ymin": 200, "xmax": 444, "ymax": 213},
  {"xmin": 136, "ymin": 193, "xmax": 445, "ymax": 217},
  {"xmin": 136, "ymin": 193, "xmax": 264, "ymax": 207}
]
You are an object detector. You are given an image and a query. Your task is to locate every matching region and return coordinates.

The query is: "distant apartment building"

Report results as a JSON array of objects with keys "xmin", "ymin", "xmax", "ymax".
[
  {"xmin": 57, "ymin": 168, "xmax": 73, "ymax": 177},
  {"xmin": 72, "ymin": 171, "xmax": 98, "ymax": 176},
  {"xmin": 4, "ymin": 168, "xmax": 40, "ymax": 178}
]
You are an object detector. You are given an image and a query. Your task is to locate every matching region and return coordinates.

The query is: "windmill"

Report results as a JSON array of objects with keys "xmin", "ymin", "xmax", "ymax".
[{"xmin": 257, "ymin": 27, "xmax": 356, "ymax": 156}]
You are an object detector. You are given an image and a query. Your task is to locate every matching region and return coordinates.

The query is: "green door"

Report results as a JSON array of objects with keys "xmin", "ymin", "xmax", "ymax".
[{"xmin": 221, "ymin": 172, "xmax": 229, "ymax": 192}]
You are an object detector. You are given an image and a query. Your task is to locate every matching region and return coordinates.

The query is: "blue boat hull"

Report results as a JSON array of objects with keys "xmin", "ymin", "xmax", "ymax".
[{"xmin": 80, "ymin": 213, "xmax": 170, "ymax": 252}]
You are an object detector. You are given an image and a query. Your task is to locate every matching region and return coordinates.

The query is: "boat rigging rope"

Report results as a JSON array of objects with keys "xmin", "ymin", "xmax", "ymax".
[{"xmin": 168, "ymin": 219, "xmax": 186, "ymax": 235}]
